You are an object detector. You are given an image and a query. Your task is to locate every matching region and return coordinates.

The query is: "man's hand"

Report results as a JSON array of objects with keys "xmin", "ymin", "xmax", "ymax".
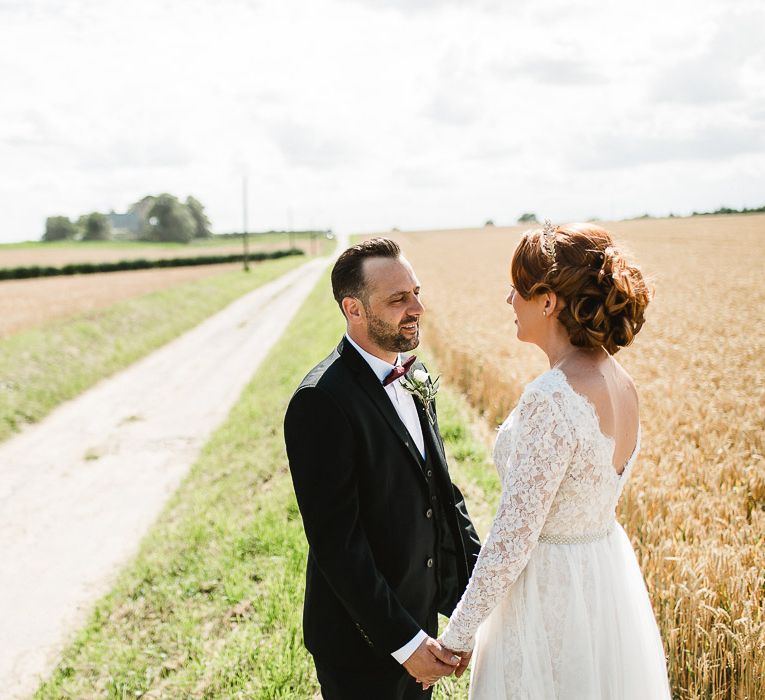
[
  {"xmin": 402, "ymin": 636, "xmax": 460, "ymax": 688},
  {"xmin": 453, "ymin": 649, "xmax": 472, "ymax": 678}
]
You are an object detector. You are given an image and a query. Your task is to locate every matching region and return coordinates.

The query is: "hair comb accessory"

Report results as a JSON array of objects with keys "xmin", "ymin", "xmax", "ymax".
[{"xmin": 541, "ymin": 219, "xmax": 556, "ymax": 262}]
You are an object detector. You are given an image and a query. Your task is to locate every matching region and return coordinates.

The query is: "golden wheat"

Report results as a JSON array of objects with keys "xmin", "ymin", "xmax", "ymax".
[{"xmin": 390, "ymin": 214, "xmax": 765, "ymax": 700}]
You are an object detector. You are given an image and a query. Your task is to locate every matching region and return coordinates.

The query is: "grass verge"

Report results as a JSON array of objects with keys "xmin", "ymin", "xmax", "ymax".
[
  {"xmin": 34, "ymin": 272, "xmax": 499, "ymax": 699},
  {"xmin": 0, "ymin": 255, "xmax": 306, "ymax": 443}
]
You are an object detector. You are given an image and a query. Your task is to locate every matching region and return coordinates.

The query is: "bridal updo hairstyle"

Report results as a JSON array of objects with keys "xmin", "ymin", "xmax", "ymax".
[{"xmin": 511, "ymin": 223, "xmax": 652, "ymax": 354}]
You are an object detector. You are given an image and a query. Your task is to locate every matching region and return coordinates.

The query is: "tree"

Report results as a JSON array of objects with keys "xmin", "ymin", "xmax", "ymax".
[
  {"xmin": 186, "ymin": 195, "xmax": 212, "ymax": 238},
  {"xmin": 81, "ymin": 212, "xmax": 111, "ymax": 241},
  {"xmin": 517, "ymin": 213, "xmax": 538, "ymax": 224},
  {"xmin": 144, "ymin": 194, "xmax": 196, "ymax": 243},
  {"xmin": 484, "ymin": 219, "xmax": 495, "ymax": 226},
  {"xmin": 43, "ymin": 216, "xmax": 77, "ymax": 241},
  {"xmin": 129, "ymin": 195, "xmax": 156, "ymax": 220}
]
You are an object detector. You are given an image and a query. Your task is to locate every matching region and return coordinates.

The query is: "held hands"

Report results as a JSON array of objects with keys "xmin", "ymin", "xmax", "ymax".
[
  {"xmin": 452, "ymin": 648, "xmax": 472, "ymax": 679},
  {"xmin": 426, "ymin": 643, "xmax": 472, "ymax": 690},
  {"xmin": 402, "ymin": 636, "xmax": 472, "ymax": 691}
]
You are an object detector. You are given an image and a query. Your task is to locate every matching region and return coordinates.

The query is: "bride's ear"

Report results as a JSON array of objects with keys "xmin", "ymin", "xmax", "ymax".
[{"xmin": 544, "ymin": 291, "xmax": 561, "ymax": 318}]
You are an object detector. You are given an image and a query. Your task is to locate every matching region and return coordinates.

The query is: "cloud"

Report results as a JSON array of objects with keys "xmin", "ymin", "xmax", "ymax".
[
  {"xmin": 78, "ymin": 134, "xmax": 193, "ymax": 171},
  {"xmin": 422, "ymin": 90, "xmax": 481, "ymax": 126},
  {"xmin": 341, "ymin": 0, "xmax": 474, "ymax": 11},
  {"xmin": 0, "ymin": 0, "xmax": 46, "ymax": 15},
  {"xmin": 496, "ymin": 57, "xmax": 607, "ymax": 86},
  {"xmin": 268, "ymin": 119, "xmax": 355, "ymax": 168},
  {"xmin": 0, "ymin": 109, "xmax": 65, "ymax": 148},
  {"xmin": 653, "ymin": 62, "xmax": 744, "ymax": 104},
  {"xmin": 422, "ymin": 56, "xmax": 486, "ymax": 127},
  {"xmin": 573, "ymin": 123, "xmax": 765, "ymax": 169},
  {"xmin": 752, "ymin": 105, "xmax": 765, "ymax": 122},
  {"xmin": 528, "ymin": 0, "xmax": 598, "ymax": 23},
  {"xmin": 1, "ymin": 0, "xmax": 764, "ymax": 242},
  {"xmin": 652, "ymin": 8, "xmax": 765, "ymax": 104},
  {"xmin": 390, "ymin": 164, "xmax": 452, "ymax": 188}
]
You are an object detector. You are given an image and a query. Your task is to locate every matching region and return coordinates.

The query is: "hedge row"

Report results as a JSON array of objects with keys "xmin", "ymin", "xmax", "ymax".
[{"xmin": 0, "ymin": 248, "xmax": 305, "ymax": 280}]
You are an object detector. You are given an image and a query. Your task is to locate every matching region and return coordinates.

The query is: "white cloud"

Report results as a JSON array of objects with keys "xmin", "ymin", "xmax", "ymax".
[
  {"xmin": 495, "ymin": 58, "xmax": 606, "ymax": 86},
  {"xmin": 651, "ymin": 7, "xmax": 765, "ymax": 104},
  {"xmin": 573, "ymin": 123, "xmax": 765, "ymax": 170},
  {"xmin": 0, "ymin": 0, "xmax": 763, "ymax": 241},
  {"xmin": 268, "ymin": 119, "xmax": 357, "ymax": 168}
]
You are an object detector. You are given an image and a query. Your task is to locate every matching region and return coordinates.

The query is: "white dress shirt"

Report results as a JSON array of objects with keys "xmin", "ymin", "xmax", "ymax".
[{"xmin": 344, "ymin": 334, "xmax": 428, "ymax": 663}]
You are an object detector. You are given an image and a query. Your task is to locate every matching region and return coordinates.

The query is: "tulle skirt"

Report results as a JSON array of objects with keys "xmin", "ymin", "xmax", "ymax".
[{"xmin": 468, "ymin": 522, "xmax": 671, "ymax": 699}]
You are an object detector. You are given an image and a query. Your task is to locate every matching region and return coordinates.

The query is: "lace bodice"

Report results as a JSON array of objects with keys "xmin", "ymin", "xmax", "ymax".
[{"xmin": 440, "ymin": 368, "xmax": 641, "ymax": 652}]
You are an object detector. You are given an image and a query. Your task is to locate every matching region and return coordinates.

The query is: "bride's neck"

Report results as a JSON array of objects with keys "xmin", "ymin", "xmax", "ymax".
[{"xmin": 540, "ymin": 329, "xmax": 577, "ymax": 370}]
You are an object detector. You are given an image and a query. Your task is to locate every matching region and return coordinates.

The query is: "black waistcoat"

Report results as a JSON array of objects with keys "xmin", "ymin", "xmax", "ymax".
[{"xmin": 412, "ymin": 402, "xmax": 461, "ymax": 615}]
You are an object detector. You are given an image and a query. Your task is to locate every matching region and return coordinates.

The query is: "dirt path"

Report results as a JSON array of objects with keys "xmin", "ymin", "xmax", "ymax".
[{"xmin": 0, "ymin": 237, "xmax": 344, "ymax": 699}]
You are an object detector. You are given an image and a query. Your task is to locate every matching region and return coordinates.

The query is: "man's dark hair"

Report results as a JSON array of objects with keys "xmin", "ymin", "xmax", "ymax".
[{"xmin": 331, "ymin": 237, "xmax": 401, "ymax": 314}]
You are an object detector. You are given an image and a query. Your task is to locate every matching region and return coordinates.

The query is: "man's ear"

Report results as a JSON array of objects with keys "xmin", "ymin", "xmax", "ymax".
[{"xmin": 342, "ymin": 296, "xmax": 364, "ymax": 323}]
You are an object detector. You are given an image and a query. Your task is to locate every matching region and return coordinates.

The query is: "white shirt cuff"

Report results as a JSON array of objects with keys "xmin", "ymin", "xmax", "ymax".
[{"xmin": 391, "ymin": 629, "xmax": 428, "ymax": 664}]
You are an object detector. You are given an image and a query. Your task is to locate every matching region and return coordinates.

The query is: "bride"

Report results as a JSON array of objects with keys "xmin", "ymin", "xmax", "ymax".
[{"xmin": 437, "ymin": 222, "xmax": 671, "ymax": 698}]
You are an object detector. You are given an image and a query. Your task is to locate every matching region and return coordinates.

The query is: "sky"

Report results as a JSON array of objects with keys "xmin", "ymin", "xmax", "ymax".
[{"xmin": 1, "ymin": 0, "xmax": 764, "ymax": 242}]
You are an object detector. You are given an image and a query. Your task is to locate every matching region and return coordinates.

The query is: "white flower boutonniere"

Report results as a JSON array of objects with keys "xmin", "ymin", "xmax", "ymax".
[{"xmin": 400, "ymin": 367, "xmax": 440, "ymax": 425}]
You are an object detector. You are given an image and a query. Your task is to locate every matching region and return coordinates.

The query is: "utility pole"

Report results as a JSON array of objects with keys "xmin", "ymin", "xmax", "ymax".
[
  {"xmin": 287, "ymin": 205, "xmax": 294, "ymax": 250},
  {"xmin": 309, "ymin": 217, "xmax": 317, "ymax": 256},
  {"xmin": 242, "ymin": 175, "xmax": 250, "ymax": 272}
]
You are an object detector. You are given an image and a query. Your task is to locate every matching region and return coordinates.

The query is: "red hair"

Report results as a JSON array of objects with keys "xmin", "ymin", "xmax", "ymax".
[{"xmin": 511, "ymin": 223, "xmax": 652, "ymax": 354}]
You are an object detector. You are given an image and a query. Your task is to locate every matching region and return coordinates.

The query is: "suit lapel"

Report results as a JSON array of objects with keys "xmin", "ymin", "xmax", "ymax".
[
  {"xmin": 339, "ymin": 339, "xmax": 428, "ymax": 476},
  {"xmin": 411, "ymin": 374, "xmax": 449, "ymax": 472}
]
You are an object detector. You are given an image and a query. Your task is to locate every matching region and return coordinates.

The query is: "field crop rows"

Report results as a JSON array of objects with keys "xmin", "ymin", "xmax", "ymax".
[
  {"xmin": 0, "ymin": 263, "xmax": 243, "ymax": 336},
  {"xmin": 0, "ymin": 233, "xmax": 326, "ymax": 268},
  {"xmin": 0, "ymin": 236, "xmax": 333, "ymax": 336},
  {"xmin": 391, "ymin": 214, "xmax": 765, "ymax": 699}
]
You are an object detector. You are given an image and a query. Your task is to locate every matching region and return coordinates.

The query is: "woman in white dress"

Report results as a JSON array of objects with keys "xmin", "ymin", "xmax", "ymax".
[{"xmin": 438, "ymin": 222, "xmax": 671, "ymax": 698}]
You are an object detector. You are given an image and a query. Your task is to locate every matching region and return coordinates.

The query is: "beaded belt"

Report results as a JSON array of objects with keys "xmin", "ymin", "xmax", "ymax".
[{"xmin": 538, "ymin": 523, "xmax": 614, "ymax": 545}]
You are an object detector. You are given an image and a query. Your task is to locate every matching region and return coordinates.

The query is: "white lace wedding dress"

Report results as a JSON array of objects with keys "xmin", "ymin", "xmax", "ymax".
[{"xmin": 441, "ymin": 368, "xmax": 671, "ymax": 699}]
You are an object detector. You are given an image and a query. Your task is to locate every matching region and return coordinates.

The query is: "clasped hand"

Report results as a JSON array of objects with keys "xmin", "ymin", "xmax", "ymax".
[{"xmin": 402, "ymin": 636, "xmax": 472, "ymax": 690}]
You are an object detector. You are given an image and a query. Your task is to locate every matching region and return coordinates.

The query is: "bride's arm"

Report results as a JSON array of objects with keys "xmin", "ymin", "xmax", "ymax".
[{"xmin": 439, "ymin": 387, "xmax": 576, "ymax": 652}]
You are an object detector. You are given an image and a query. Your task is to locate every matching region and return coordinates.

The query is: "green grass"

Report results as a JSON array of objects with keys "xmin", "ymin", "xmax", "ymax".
[
  {"xmin": 0, "ymin": 255, "xmax": 306, "ymax": 443},
  {"xmin": 33, "ymin": 273, "xmax": 499, "ymax": 699}
]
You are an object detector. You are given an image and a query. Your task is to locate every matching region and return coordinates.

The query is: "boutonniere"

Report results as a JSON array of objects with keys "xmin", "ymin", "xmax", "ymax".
[{"xmin": 400, "ymin": 368, "xmax": 440, "ymax": 425}]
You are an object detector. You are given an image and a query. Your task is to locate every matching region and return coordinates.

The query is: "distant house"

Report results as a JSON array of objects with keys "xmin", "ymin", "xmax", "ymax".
[
  {"xmin": 107, "ymin": 211, "xmax": 142, "ymax": 239},
  {"xmin": 106, "ymin": 196, "xmax": 156, "ymax": 240}
]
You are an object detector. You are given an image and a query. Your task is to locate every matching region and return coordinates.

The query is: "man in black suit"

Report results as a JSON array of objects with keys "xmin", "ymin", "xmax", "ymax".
[{"xmin": 284, "ymin": 238, "xmax": 481, "ymax": 699}]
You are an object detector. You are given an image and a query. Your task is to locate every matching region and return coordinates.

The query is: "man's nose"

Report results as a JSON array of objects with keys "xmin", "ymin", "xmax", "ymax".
[{"xmin": 409, "ymin": 295, "xmax": 425, "ymax": 314}]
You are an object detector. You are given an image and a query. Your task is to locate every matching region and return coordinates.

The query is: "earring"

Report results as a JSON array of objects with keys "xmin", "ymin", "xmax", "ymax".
[{"xmin": 543, "ymin": 310, "xmax": 547, "ymax": 316}]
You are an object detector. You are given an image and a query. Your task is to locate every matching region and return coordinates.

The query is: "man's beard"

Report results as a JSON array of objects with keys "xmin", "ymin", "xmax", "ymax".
[{"xmin": 366, "ymin": 309, "xmax": 420, "ymax": 352}]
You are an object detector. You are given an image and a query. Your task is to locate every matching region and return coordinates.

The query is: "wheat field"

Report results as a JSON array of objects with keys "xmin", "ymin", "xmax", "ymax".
[{"xmin": 390, "ymin": 214, "xmax": 765, "ymax": 699}]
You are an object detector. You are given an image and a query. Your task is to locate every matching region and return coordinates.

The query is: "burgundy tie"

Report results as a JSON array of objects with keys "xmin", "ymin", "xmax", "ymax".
[{"xmin": 382, "ymin": 355, "xmax": 416, "ymax": 387}]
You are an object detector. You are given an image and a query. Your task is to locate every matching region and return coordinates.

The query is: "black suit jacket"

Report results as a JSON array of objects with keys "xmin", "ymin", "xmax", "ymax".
[{"xmin": 284, "ymin": 337, "xmax": 481, "ymax": 669}]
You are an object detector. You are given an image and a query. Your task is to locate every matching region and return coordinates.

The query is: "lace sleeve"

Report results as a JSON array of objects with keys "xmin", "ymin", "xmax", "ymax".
[{"xmin": 440, "ymin": 387, "xmax": 576, "ymax": 652}]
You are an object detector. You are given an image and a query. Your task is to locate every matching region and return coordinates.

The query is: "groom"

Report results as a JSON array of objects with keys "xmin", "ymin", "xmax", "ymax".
[{"xmin": 284, "ymin": 238, "xmax": 481, "ymax": 699}]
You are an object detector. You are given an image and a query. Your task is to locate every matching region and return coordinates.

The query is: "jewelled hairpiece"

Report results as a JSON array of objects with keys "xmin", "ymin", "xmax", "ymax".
[{"xmin": 540, "ymin": 219, "xmax": 556, "ymax": 262}]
